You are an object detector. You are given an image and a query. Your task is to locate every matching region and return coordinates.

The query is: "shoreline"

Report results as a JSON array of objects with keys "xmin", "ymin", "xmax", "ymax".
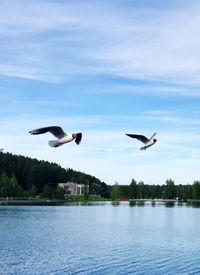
[
  {"xmin": 0, "ymin": 198, "xmax": 109, "ymax": 206},
  {"xmin": 0, "ymin": 199, "xmax": 64, "ymax": 205},
  {"xmin": 1, "ymin": 198, "xmax": 200, "ymax": 206}
]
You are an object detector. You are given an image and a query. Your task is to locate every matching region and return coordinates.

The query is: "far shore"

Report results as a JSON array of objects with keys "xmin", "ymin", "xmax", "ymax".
[
  {"xmin": 0, "ymin": 199, "xmax": 64, "ymax": 205},
  {"xmin": 1, "ymin": 198, "xmax": 200, "ymax": 206},
  {"xmin": 0, "ymin": 197, "xmax": 109, "ymax": 205}
]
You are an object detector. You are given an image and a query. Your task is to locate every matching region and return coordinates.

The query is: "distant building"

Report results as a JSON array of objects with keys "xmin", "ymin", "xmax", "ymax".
[{"xmin": 58, "ymin": 182, "xmax": 89, "ymax": 195}]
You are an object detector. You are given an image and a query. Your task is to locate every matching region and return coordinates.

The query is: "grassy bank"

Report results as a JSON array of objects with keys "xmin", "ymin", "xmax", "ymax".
[{"xmin": 64, "ymin": 194, "xmax": 108, "ymax": 202}]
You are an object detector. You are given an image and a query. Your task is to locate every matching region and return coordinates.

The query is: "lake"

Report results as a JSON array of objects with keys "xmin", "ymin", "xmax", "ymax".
[{"xmin": 1, "ymin": 201, "xmax": 200, "ymax": 274}]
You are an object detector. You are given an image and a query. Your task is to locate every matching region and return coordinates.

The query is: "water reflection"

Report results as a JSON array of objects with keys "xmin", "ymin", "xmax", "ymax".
[
  {"xmin": 0, "ymin": 200, "xmax": 109, "ymax": 207},
  {"xmin": 129, "ymin": 200, "xmax": 145, "ymax": 207},
  {"xmin": 191, "ymin": 201, "xmax": 200, "ymax": 208},
  {"xmin": 128, "ymin": 200, "xmax": 200, "ymax": 208},
  {"xmin": 1, "ymin": 199, "xmax": 200, "ymax": 208},
  {"xmin": 111, "ymin": 201, "xmax": 120, "ymax": 206},
  {"xmin": 165, "ymin": 201, "xmax": 175, "ymax": 208},
  {"xmin": 137, "ymin": 200, "xmax": 145, "ymax": 207},
  {"xmin": 177, "ymin": 201, "xmax": 183, "ymax": 207},
  {"xmin": 129, "ymin": 200, "xmax": 136, "ymax": 207}
]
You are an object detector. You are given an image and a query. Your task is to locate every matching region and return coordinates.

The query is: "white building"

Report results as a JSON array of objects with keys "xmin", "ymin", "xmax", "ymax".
[{"xmin": 58, "ymin": 182, "xmax": 89, "ymax": 195}]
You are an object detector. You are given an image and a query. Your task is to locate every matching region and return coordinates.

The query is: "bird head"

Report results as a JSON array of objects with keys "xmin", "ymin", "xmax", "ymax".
[{"xmin": 75, "ymin": 133, "xmax": 82, "ymax": 144}]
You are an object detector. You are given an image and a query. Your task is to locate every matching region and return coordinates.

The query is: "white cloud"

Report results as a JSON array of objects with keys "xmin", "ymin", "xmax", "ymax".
[
  {"xmin": 1, "ymin": 0, "xmax": 200, "ymax": 90},
  {"xmin": 141, "ymin": 111, "xmax": 200, "ymax": 126}
]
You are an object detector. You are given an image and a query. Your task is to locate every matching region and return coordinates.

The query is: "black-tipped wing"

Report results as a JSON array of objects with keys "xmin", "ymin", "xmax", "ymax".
[
  {"xmin": 126, "ymin": 134, "xmax": 149, "ymax": 144},
  {"xmin": 150, "ymin": 132, "xmax": 157, "ymax": 140},
  {"xmin": 29, "ymin": 126, "xmax": 66, "ymax": 139},
  {"xmin": 75, "ymin": 133, "xmax": 82, "ymax": 145}
]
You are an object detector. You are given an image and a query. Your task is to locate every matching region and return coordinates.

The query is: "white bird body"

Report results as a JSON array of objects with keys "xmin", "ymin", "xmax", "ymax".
[
  {"xmin": 126, "ymin": 132, "xmax": 157, "ymax": 150},
  {"xmin": 140, "ymin": 139, "xmax": 155, "ymax": 150},
  {"xmin": 29, "ymin": 126, "xmax": 82, "ymax": 148},
  {"xmin": 48, "ymin": 133, "xmax": 75, "ymax": 147}
]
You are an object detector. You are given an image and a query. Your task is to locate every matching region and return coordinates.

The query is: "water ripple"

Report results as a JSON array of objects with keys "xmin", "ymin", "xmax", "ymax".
[{"xmin": 1, "ymin": 204, "xmax": 200, "ymax": 274}]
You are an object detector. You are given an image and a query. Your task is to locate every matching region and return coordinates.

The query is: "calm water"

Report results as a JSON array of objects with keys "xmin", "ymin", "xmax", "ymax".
[{"xmin": 1, "ymin": 201, "xmax": 200, "ymax": 275}]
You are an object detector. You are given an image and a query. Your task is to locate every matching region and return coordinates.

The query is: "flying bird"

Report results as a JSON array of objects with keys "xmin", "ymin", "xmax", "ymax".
[
  {"xmin": 29, "ymin": 126, "xmax": 82, "ymax": 148},
  {"xmin": 126, "ymin": 132, "xmax": 157, "ymax": 150}
]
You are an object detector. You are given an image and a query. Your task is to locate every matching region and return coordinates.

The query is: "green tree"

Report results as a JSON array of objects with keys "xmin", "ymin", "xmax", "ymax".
[
  {"xmin": 28, "ymin": 185, "xmax": 38, "ymax": 198},
  {"xmin": 83, "ymin": 187, "xmax": 89, "ymax": 200},
  {"xmin": 192, "ymin": 181, "xmax": 200, "ymax": 199},
  {"xmin": 55, "ymin": 185, "xmax": 64, "ymax": 200},
  {"xmin": 129, "ymin": 178, "xmax": 138, "ymax": 199},
  {"xmin": 137, "ymin": 181, "xmax": 145, "ymax": 199},
  {"xmin": 100, "ymin": 182, "xmax": 110, "ymax": 198},
  {"xmin": 183, "ymin": 184, "xmax": 192, "ymax": 200},
  {"xmin": 111, "ymin": 182, "xmax": 121, "ymax": 201},
  {"xmin": 10, "ymin": 175, "xmax": 23, "ymax": 197},
  {"xmin": 0, "ymin": 172, "xmax": 11, "ymax": 197},
  {"xmin": 150, "ymin": 185, "xmax": 157, "ymax": 199},
  {"xmin": 165, "ymin": 179, "xmax": 176, "ymax": 199},
  {"xmin": 41, "ymin": 184, "xmax": 54, "ymax": 199}
]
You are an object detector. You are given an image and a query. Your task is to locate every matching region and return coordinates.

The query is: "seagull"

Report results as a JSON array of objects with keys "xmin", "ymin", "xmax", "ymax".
[
  {"xmin": 126, "ymin": 132, "xmax": 157, "ymax": 150},
  {"xmin": 29, "ymin": 126, "xmax": 82, "ymax": 148}
]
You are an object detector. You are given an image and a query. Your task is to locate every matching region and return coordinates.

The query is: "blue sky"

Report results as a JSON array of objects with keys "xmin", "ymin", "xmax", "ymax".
[{"xmin": 1, "ymin": 0, "xmax": 200, "ymax": 185}]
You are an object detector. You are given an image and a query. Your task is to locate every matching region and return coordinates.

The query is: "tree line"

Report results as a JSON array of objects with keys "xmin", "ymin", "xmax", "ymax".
[
  {"xmin": 0, "ymin": 152, "xmax": 110, "ymax": 199},
  {"xmin": 112, "ymin": 178, "xmax": 200, "ymax": 201},
  {"xmin": 1, "ymin": 152, "xmax": 200, "ymax": 201}
]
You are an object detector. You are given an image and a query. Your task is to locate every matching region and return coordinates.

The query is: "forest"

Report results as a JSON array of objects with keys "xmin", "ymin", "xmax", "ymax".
[
  {"xmin": 0, "ymin": 152, "xmax": 110, "ymax": 199},
  {"xmin": 0, "ymin": 151, "xmax": 200, "ymax": 201},
  {"xmin": 115, "ymin": 178, "xmax": 200, "ymax": 201}
]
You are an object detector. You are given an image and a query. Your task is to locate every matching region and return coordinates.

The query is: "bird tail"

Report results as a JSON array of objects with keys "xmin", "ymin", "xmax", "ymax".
[
  {"xmin": 140, "ymin": 146, "xmax": 146, "ymax": 150},
  {"xmin": 48, "ymin": 140, "xmax": 60, "ymax": 148}
]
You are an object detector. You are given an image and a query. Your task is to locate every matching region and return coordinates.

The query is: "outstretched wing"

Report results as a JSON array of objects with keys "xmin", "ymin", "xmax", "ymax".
[
  {"xmin": 149, "ymin": 132, "xmax": 157, "ymax": 140},
  {"xmin": 75, "ymin": 133, "xmax": 82, "ymax": 145},
  {"xmin": 29, "ymin": 126, "xmax": 66, "ymax": 139},
  {"xmin": 126, "ymin": 134, "xmax": 149, "ymax": 144}
]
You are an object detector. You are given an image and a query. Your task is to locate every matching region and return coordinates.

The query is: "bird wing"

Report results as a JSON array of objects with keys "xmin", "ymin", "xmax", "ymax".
[
  {"xmin": 75, "ymin": 133, "xmax": 82, "ymax": 144},
  {"xmin": 149, "ymin": 132, "xmax": 157, "ymax": 140},
  {"xmin": 126, "ymin": 134, "xmax": 149, "ymax": 144},
  {"xmin": 29, "ymin": 126, "xmax": 66, "ymax": 139}
]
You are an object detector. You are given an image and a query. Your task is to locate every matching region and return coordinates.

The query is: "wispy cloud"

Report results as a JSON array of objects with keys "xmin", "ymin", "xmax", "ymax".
[
  {"xmin": 80, "ymin": 147, "xmax": 110, "ymax": 153},
  {"xmin": 1, "ymin": 0, "xmax": 200, "ymax": 91},
  {"xmin": 142, "ymin": 110, "xmax": 200, "ymax": 126}
]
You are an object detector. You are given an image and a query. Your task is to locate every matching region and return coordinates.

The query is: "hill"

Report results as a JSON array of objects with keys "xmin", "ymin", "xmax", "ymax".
[{"xmin": 0, "ymin": 152, "xmax": 110, "ymax": 199}]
